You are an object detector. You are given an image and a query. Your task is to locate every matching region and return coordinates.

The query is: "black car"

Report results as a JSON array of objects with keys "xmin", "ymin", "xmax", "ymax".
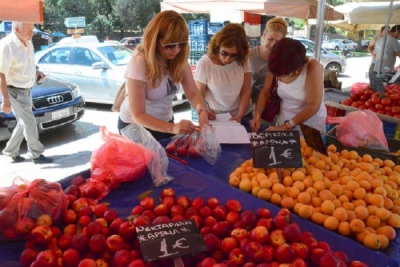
[{"xmin": 0, "ymin": 77, "xmax": 85, "ymax": 142}]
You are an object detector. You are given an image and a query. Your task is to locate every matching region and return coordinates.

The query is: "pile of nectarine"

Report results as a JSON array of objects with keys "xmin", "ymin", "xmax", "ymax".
[{"xmin": 19, "ymin": 183, "xmax": 369, "ymax": 267}]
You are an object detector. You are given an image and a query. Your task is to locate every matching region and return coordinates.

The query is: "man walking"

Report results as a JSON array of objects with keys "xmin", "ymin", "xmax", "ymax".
[
  {"xmin": 373, "ymin": 24, "xmax": 400, "ymax": 73},
  {"xmin": 0, "ymin": 22, "xmax": 53, "ymax": 164}
]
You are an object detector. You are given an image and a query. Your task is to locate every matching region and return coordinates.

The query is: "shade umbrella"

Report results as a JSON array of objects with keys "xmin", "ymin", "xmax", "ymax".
[
  {"xmin": 0, "ymin": 0, "xmax": 43, "ymax": 23},
  {"xmin": 161, "ymin": 0, "xmax": 343, "ymax": 20}
]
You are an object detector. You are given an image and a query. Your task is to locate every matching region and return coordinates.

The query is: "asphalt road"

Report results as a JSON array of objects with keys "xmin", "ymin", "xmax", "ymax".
[{"xmin": 0, "ymin": 55, "xmax": 386, "ymax": 188}]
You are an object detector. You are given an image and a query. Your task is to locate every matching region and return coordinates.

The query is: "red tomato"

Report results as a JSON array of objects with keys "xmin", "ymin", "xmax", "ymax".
[
  {"xmin": 384, "ymin": 106, "xmax": 393, "ymax": 112},
  {"xmin": 364, "ymin": 89, "xmax": 373, "ymax": 96},
  {"xmin": 350, "ymin": 93, "xmax": 359, "ymax": 101},
  {"xmin": 385, "ymin": 112, "xmax": 393, "ymax": 117},
  {"xmin": 341, "ymin": 99, "xmax": 352, "ymax": 106},
  {"xmin": 371, "ymin": 96, "xmax": 381, "ymax": 104},
  {"xmin": 375, "ymin": 103, "xmax": 384, "ymax": 110},
  {"xmin": 389, "ymin": 93, "xmax": 400, "ymax": 102},
  {"xmin": 351, "ymin": 102, "xmax": 361, "ymax": 108},
  {"xmin": 394, "ymin": 114, "xmax": 400, "ymax": 119},
  {"xmin": 359, "ymin": 95, "xmax": 368, "ymax": 101},
  {"xmin": 381, "ymin": 98, "xmax": 392, "ymax": 106},
  {"xmin": 377, "ymin": 110, "xmax": 385, "ymax": 115},
  {"xmin": 368, "ymin": 107, "xmax": 377, "ymax": 113},
  {"xmin": 365, "ymin": 100, "xmax": 373, "ymax": 108},
  {"xmin": 392, "ymin": 106, "xmax": 400, "ymax": 114},
  {"xmin": 359, "ymin": 105, "xmax": 367, "ymax": 110}
]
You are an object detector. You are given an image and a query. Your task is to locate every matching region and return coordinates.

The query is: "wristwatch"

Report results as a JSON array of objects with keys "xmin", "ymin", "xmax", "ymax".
[{"xmin": 284, "ymin": 120, "xmax": 296, "ymax": 130}]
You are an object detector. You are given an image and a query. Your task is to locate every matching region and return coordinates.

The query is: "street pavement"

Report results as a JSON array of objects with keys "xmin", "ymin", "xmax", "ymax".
[{"xmin": 0, "ymin": 55, "xmax": 386, "ymax": 188}]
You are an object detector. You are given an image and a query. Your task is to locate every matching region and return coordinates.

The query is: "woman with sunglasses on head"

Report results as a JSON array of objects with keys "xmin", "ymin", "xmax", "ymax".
[
  {"xmin": 249, "ymin": 17, "xmax": 287, "ymax": 129},
  {"xmin": 254, "ymin": 38, "xmax": 326, "ymax": 136},
  {"xmin": 118, "ymin": 10, "xmax": 209, "ymax": 141},
  {"xmin": 194, "ymin": 23, "xmax": 252, "ymax": 130}
]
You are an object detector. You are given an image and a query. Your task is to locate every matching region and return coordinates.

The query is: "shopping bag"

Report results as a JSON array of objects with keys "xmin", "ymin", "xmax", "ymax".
[
  {"xmin": 327, "ymin": 110, "xmax": 388, "ymax": 152},
  {"xmin": 0, "ymin": 177, "xmax": 68, "ymax": 240},
  {"xmin": 91, "ymin": 127, "xmax": 153, "ymax": 185},
  {"xmin": 261, "ymin": 77, "xmax": 280, "ymax": 123}
]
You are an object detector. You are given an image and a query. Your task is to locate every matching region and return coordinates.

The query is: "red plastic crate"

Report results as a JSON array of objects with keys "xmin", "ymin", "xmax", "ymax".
[
  {"xmin": 244, "ymin": 12, "xmax": 261, "ymax": 25},
  {"xmin": 325, "ymin": 105, "xmax": 346, "ymax": 117}
]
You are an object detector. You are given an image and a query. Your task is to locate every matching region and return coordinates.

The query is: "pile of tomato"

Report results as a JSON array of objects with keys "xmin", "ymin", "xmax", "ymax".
[{"xmin": 341, "ymin": 83, "xmax": 400, "ymax": 118}]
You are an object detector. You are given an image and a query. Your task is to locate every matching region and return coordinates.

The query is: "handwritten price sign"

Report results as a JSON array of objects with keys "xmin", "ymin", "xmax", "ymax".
[
  {"xmin": 136, "ymin": 220, "xmax": 207, "ymax": 262},
  {"xmin": 250, "ymin": 131, "xmax": 302, "ymax": 168}
]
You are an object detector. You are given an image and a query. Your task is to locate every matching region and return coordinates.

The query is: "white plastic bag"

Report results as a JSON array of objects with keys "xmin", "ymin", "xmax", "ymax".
[{"xmin": 120, "ymin": 124, "xmax": 173, "ymax": 187}]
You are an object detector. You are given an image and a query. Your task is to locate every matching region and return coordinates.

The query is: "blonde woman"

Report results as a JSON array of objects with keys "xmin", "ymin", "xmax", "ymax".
[
  {"xmin": 249, "ymin": 17, "xmax": 288, "ymax": 130},
  {"xmin": 118, "ymin": 11, "xmax": 209, "ymax": 141}
]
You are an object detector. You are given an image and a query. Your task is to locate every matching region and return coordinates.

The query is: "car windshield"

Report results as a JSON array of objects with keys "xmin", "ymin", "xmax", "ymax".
[{"xmin": 96, "ymin": 45, "xmax": 133, "ymax": 66}]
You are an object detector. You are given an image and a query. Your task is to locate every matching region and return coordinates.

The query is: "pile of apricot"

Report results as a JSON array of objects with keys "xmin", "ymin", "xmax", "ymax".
[{"xmin": 229, "ymin": 138, "xmax": 400, "ymax": 250}]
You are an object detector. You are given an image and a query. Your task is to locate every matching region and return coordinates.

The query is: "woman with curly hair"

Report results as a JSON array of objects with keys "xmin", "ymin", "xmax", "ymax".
[
  {"xmin": 194, "ymin": 23, "xmax": 252, "ymax": 129},
  {"xmin": 118, "ymin": 10, "xmax": 209, "ymax": 141},
  {"xmin": 252, "ymin": 38, "xmax": 326, "ymax": 136}
]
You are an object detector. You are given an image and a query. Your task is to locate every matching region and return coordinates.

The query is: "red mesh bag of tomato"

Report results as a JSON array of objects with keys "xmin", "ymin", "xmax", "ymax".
[
  {"xmin": 91, "ymin": 127, "xmax": 153, "ymax": 185},
  {"xmin": 0, "ymin": 177, "xmax": 68, "ymax": 240}
]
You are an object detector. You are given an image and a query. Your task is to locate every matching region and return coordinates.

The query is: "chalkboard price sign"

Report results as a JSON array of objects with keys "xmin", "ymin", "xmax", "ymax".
[
  {"xmin": 136, "ymin": 219, "xmax": 208, "ymax": 262},
  {"xmin": 250, "ymin": 131, "xmax": 302, "ymax": 168}
]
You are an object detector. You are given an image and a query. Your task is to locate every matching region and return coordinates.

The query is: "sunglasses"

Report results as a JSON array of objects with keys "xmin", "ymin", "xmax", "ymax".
[
  {"xmin": 159, "ymin": 40, "xmax": 187, "ymax": 50},
  {"xmin": 219, "ymin": 50, "xmax": 238, "ymax": 59}
]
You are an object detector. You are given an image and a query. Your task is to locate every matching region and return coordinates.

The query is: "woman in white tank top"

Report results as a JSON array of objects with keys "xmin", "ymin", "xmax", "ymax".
[{"xmin": 254, "ymin": 38, "xmax": 327, "ymax": 136}]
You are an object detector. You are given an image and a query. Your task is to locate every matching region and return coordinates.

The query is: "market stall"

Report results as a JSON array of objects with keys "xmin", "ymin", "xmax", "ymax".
[{"xmin": 0, "ymin": 143, "xmax": 399, "ymax": 266}]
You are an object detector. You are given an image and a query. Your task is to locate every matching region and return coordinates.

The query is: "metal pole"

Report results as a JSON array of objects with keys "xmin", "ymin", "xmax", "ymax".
[
  {"xmin": 314, "ymin": 0, "xmax": 326, "ymax": 61},
  {"xmin": 375, "ymin": 0, "xmax": 394, "ymax": 75}
]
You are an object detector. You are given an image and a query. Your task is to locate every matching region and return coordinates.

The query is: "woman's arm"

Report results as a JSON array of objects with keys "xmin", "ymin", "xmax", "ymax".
[
  {"xmin": 249, "ymin": 72, "xmax": 275, "ymax": 131},
  {"xmin": 231, "ymin": 72, "xmax": 251, "ymax": 123},
  {"xmin": 181, "ymin": 63, "xmax": 210, "ymax": 127},
  {"xmin": 127, "ymin": 77, "xmax": 195, "ymax": 135},
  {"xmin": 368, "ymin": 36, "xmax": 377, "ymax": 57}
]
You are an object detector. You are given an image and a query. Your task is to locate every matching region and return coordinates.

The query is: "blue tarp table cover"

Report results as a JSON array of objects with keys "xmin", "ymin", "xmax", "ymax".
[{"xmin": 0, "ymin": 144, "xmax": 399, "ymax": 267}]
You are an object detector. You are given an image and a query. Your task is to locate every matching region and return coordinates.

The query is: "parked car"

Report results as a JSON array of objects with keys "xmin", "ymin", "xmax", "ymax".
[
  {"xmin": 35, "ymin": 42, "xmax": 188, "ymax": 106},
  {"xmin": 120, "ymin": 37, "xmax": 142, "ymax": 50},
  {"xmin": 361, "ymin": 40, "xmax": 370, "ymax": 50},
  {"xmin": 322, "ymin": 39, "xmax": 358, "ymax": 51},
  {"xmin": 0, "ymin": 77, "xmax": 85, "ymax": 142},
  {"xmin": 35, "ymin": 43, "xmax": 132, "ymax": 104},
  {"xmin": 293, "ymin": 37, "xmax": 346, "ymax": 73}
]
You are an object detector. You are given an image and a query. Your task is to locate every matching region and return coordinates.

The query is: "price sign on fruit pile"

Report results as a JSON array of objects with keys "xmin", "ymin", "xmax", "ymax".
[
  {"xmin": 136, "ymin": 219, "xmax": 207, "ymax": 262},
  {"xmin": 250, "ymin": 131, "xmax": 302, "ymax": 168}
]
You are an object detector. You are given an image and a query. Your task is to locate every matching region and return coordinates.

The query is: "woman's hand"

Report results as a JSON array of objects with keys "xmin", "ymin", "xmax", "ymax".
[
  {"xmin": 266, "ymin": 125, "xmax": 288, "ymax": 131},
  {"xmin": 173, "ymin": 119, "xmax": 196, "ymax": 135},
  {"xmin": 249, "ymin": 118, "xmax": 260, "ymax": 132},
  {"xmin": 230, "ymin": 113, "xmax": 243, "ymax": 124},
  {"xmin": 207, "ymin": 109, "xmax": 217, "ymax": 120}
]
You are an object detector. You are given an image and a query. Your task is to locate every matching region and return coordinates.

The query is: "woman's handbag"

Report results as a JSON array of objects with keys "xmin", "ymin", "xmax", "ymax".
[
  {"xmin": 111, "ymin": 82, "xmax": 126, "ymax": 112},
  {"xmin": 261, "ymin": 77, "xmax": 280, "ymax": 123}
]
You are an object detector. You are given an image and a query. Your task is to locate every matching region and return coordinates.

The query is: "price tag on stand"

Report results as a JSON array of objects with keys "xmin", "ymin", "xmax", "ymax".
[
  {"xmin": 136, "ymin": 220, "xmax": 207, "ymax": 263},
  {"xmin": 300, "ymin": 123, "xmax": 328, "ymax": 156},
  {"xmin": 249, "ymin": 131, "xmax": 302, "ymax": 169}
]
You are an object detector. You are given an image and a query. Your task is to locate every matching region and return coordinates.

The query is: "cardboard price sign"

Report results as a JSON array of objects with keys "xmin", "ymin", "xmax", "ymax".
[
  {"xmin": 136, "ymin": 220, "xmax": 207, "ymax": 262},
  {"xmin": 250, "ymin": 131, "xmax": 302, "ymax": 168}
]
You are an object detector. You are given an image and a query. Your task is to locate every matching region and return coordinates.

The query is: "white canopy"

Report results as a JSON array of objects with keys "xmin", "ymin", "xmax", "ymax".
[
  {"xmin": 0, "ymin": 0, "xmax": 44, "ymax": 23},
  {"xmin": 161, "ymin": 0, "xmax": 343, "ymax": 20}
]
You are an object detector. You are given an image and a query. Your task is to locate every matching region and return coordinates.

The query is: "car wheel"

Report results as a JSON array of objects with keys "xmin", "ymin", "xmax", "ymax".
[
  {"xmin": 334, "ymin": 46, "xmax": 339, "ymax": 51},
  {"xmin": 325, "ymin": 63, "xmax": 341, "ymax": 74}
]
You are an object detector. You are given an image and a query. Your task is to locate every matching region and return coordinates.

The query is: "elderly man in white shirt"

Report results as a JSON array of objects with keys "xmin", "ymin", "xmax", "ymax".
[{"xmin": 0, "ymin": 22, "xmax": 53, "ymax": 164}]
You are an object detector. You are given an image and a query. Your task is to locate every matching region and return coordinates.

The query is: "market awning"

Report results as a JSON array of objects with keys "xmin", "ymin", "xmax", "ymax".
[
  {"xmin": 0, "ymin": 0, "xmax": 44, "ymax": 23},
  {"xmin": 161, "ymin": 0, "xmax": 344, "ymax": 20}
]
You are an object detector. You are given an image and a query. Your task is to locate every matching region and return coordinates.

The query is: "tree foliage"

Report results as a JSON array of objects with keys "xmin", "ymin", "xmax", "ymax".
[{"xmin": 40, "ymin": 0, "xmax": 208, "ymax": 40}]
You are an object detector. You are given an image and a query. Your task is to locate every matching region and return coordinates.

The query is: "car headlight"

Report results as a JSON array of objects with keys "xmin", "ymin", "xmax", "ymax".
[{"xmin": 70, "ymin": 84, "xmax": 81, "ymax": 98}]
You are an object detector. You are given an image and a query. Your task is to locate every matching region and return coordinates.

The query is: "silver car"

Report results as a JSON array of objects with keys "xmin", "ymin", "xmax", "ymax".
[
  {"xmin": 35, "ymin": 42, "xmax": 188, "ymax": 106},
  {"xmin": 35, "ymin": 43, "xmax": 132, "ymax": 104},
  {"xmin": 294, "ymin": 38, "xmax": 347, "ymax": 73},
  {"xmin": 322, "ymin": 39, "xmax": 358, "ymax": 51}
]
